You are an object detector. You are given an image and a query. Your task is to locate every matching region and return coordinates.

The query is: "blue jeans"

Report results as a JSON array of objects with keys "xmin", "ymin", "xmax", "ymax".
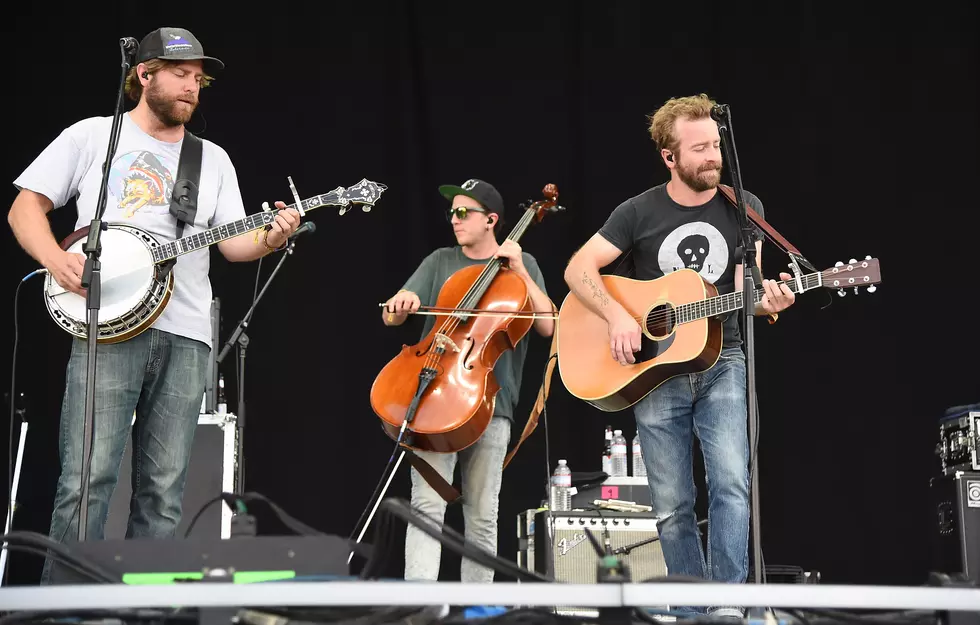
[
  {"xmin": 41, "ymin": 329, "xmax": 209, "ymax": 583},
  {"xmin": 634, "ymin": 346, "xmax": 749, "ymax": 615},
  {"xmin": 404, "ymin": 417, "xmax": 511, "ymax": 582}
]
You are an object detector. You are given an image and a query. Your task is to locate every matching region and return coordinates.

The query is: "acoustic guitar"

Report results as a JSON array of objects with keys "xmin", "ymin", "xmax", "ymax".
[{"xmin": 556, "ymin": 256, "xmax": 881, "ymax": 411}]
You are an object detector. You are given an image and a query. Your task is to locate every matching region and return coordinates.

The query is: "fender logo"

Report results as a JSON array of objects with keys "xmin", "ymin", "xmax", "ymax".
[{"xmin": 557, "ymin": 533, "xmax": 588, "ymax": 556}]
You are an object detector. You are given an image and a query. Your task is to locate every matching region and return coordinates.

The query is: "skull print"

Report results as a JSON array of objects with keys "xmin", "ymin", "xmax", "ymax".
[{"xmin": 677, "ymin": 234, "xmax": 709, "ymax": 271}]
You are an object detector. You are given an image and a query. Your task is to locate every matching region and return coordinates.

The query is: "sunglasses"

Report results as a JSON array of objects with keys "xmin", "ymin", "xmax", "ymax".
[{"xmin": 446, "ymin": 205, "xmax": 487, "ymax": 221}]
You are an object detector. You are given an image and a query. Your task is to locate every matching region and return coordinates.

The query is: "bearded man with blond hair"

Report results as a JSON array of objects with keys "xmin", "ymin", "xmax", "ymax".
[{"xmin": 563, "ymin": 93, "xmax": 796, "ymax": 619}]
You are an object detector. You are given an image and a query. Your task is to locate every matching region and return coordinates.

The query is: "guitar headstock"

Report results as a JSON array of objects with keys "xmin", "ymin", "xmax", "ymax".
[
  {"xmin": 517, "ymin": 183, "xmax": 565, "ymax": 223},
  {"xmin": 821, "ymin": 255, "xmax": 882, "ymax": 297},
  {"xmin": 337, "ymin": 178, "xmax": 388, "ymax": 215}
]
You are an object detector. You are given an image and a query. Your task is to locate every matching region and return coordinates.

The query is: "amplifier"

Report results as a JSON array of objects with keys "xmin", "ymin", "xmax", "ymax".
[
  {"xmin": 106, "ymin": 412, "xmax": 237, "ymax": 540},
  {"xmin": 930, "ymin": 470, "xmax": 980, "ymax": 580},
  {"xmin": 518, "ymin": 509, "xmax": 669, "ymax": 614}
]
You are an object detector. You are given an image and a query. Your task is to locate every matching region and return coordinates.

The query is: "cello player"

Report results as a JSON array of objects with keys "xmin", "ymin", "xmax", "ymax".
[{"xmin": 382, "ymin": 178, "xmax": 553, "ymax": 582}]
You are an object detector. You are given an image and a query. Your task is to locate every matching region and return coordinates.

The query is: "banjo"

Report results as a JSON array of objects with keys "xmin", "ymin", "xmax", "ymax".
[{"xmin": 43, "ymin": 177, "xmax": 387, "ymax": 344}]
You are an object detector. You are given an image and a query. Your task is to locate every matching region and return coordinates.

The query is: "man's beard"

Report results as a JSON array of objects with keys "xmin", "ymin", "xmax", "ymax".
[
  {"xmin": 676, "ymin": 157, "xmax": 722, "ymax": 193},
  {"xmin": 145, "ymin": 82, "xmax": 197, "ymax": 127}
]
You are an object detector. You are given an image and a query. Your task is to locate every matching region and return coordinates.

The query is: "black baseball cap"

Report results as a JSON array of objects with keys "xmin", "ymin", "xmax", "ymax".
[
  {"xmin": 438, "ymin": 179, "xmax": 504, "ymax": 216},
  {"xmin": 137, "ymin": 27, "xmax": 224, "ymax": 74}
]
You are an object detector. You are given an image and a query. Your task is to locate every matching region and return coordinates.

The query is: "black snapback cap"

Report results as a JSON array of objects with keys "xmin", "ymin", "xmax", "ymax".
[
  {"xmin": 437, "ymin": 178, "xmax": 504, "ymax": 215},
  {"xmin": 137, "ymin": 27, "xmax": 224, "ymax": 74}
]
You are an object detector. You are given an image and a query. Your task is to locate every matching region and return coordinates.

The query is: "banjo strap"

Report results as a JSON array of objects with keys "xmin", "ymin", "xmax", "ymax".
[{"xmin": 170, "ymin": 131, "xmax": 204, "ymax": 241}]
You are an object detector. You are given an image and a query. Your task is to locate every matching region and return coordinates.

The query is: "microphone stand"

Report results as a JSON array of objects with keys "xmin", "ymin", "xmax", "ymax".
[
  {"xmin": 712, "ymin": 104, "xmax": 765, "ymax": 587},
  {"xmin": 77, "ymin": 37, "xmax": 137, "ymax": 541},
  {"xmin": 216, "ymin": 234, "xmax": 303, "ymax": 498}
]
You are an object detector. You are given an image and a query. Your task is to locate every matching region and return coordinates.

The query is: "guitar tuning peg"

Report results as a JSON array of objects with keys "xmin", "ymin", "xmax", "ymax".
[
  {"xmin": 853, "ymin": 287, "xmax": 859, "ymax": 295},
  {"xmin": 835, "ymin": 261, "xmax": 843, "ymax": 267},
  {"xmin": 837, "ymin": 288, "xmax": 846, "ymax": 297},
  {"xmin": 865, "ymin": 255, "xmax": 872, "ymax": 260},
  {"xmin": 867, "ymin": 285, "xmax": 876, "ymax": 293},
  {"xmin": 261, "ymin": 201, "xmax": 271, "ymax": 211},
  {"xmin": 848, "ymin": 258, "xmax": 857, "ymax": 264}
]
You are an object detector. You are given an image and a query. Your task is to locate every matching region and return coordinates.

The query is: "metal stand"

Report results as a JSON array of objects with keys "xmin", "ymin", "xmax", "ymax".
[
  {"xmin": 216, "ymin": 176, "xmax": 309, "ymax": 495},
  {"xmin": 712, "ymin": 102, "xmax": 764, "ymax": 586},
  {"xmin": 216, "ymin": 240, "xmax": 299, "ymax": 492},
  {"xmin": 77, "ymin": 37, "xmax": 138, "ymax": 541},
  {"xmin": 1, "ymin": 399, "xmax": 29, "ymax": 585}
]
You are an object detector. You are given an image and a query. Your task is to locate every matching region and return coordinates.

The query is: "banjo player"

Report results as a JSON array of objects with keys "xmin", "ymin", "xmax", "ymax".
[{"xmin": 6, "ymin": 27, "xmax": 300, "ymax": 582}]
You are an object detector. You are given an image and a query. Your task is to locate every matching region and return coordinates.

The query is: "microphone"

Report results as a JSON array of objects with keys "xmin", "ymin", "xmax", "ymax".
[
  {"xmin": 710, "ymin": 103, "xmax": 729, "ymax": 130},
  {"xmin": 289, "ymin": 221, "xmax": 316, "ymax": 239},
  {"xmin": 120, "ymin": 37, "xmax": 139, "ymax": 52}
]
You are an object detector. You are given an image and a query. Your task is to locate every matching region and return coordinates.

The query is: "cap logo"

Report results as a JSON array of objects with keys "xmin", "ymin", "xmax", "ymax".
[
  {"xmin": 461, "ymin": 179, "xmax": 479, "ymax": 191},
  {"xmin": 165, "ymin": 32, "xmax": 192, "ymax": 53}
]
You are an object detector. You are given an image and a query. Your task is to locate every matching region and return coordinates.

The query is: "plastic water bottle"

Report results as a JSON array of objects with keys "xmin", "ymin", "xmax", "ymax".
[
  {"xmin": 611, "ymin": 430, "xmax": 628, "ymax": 477},
  {"xmin": 632, "ymin": 432, "xmax": 646, "ymax": 477},
  {"xmin": 601, "ymin": 426, "xmax": 613, "ymax": 475},
  {"xmin": 550, "ymin": 459, "xmax": 571, "ymax": 511},
  {"xmin": 217, "ymin": 374, "xmax": 227, "ymax": 415}
]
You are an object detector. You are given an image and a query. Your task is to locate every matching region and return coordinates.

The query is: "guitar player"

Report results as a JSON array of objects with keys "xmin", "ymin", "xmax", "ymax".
[
  {"xmin": 7, "ymin": 27, "xmax": 299, "ymax": 583},
  {"xmin": 563, "ymin": 94, "xmax": 796, "ymax": 619}
]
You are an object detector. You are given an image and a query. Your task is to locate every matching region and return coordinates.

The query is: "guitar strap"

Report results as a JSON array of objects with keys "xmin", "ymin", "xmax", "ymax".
[
  {"xmin": 403, "ymin": 298, "xmax": 561, "ymax": 505},
  {"xmin": 170, "ymin": 131, "xmax": 204, "ymax": 241},
  {"xmin": 716, "ymin": 184, "xmax": 812, "ymax": 266},
  {"xmin": 402, "ymin": 449, "xmax": 462, "ymax": 504},
  {"xmin": 504, "ymin": 300, "xmax": 559, "ymax": 469}
]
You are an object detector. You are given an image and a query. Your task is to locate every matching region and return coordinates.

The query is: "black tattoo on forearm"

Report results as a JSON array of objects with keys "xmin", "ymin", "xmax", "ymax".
[{"xmin": 581, "ymin": 271, "xmax": 610, "ymax": 308}]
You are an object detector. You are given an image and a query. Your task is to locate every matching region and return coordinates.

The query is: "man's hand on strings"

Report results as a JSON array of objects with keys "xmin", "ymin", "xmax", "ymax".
[
  {"xmin": 265, "ymin": 201, "xmax": 302, "ymax": 248},
  {"xmin": 759, "ymin": 272, "xmax": 796, "ymax": 314}
]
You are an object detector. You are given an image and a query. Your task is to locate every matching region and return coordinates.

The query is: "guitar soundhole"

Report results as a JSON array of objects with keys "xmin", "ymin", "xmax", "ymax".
[{"xmin": 645, "ymin": 304, "xmax": 676, "ymax": 339}]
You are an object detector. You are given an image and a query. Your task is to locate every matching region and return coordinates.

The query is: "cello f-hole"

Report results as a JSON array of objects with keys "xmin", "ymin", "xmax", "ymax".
[
  {"xmin": 461, "ymin": 337, "xmax": 476, "ymax": 370},
  {"xmin": 415, "ymin": 339, "xmax": 434, "ymax": 358}
]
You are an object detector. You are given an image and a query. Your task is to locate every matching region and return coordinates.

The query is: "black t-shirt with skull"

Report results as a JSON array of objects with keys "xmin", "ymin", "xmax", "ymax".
[{"xmin": 597, "ymin": 183, "xmax": 765, "ymax": 349}]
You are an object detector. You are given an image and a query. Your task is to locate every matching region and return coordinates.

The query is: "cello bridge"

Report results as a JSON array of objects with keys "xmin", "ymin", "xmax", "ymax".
[{"xmin": 433, "ymin": 333, "xmax": 461, "ymax": 353}]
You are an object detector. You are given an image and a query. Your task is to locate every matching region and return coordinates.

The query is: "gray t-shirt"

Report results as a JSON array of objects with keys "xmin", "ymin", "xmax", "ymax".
[
  {"xmin": 400, "ymin": 246, "xmax": 549, "ymax": 421},
  {"xmin": 13, "ymin": 113, "xmax": 246, "ymax": 349}
]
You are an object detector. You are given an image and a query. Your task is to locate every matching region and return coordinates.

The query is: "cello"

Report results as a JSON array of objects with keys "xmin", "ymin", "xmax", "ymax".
[{"xmin": 369, "ymin": 184, "xmax": 563, "ymax": 454}]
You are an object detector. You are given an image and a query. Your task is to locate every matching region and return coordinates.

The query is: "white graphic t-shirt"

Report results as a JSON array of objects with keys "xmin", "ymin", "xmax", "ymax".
[{"xmin": 13, "ymin": 113, "xmax": 246, "ymax": 349}]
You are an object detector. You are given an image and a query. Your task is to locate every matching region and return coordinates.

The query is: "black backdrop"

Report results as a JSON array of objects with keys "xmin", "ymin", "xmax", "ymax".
[{"xmin": 3, "ymin": 2, "xmax": 978, "ymax": 587}]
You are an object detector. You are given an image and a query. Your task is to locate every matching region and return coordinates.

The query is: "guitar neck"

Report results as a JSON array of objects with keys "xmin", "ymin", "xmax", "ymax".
[
  {"xmin": 151, "ymin": 190, "xmax": 342, "ymax": 263},
  {"xmin": 676, "ymin": 270, "xmax": 822, "ymax": 324}
]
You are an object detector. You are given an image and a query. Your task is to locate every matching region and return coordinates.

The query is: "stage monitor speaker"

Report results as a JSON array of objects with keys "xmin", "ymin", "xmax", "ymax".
[
  {"xmin": 48, "ymin": 534, "xmax": 351, "ymax": 585},
  {"xmin": 930, "ymin": 470, "xmax": 980, "ymax": 580},
  {"xmin": 106, "ymin": 413, "xmax": 238, "ymax": 540}
]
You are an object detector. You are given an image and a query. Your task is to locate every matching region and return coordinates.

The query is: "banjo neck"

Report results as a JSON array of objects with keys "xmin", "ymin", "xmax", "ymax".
[
  {"xmin": 151, "ymin": 178, "xmax": 386, "ymax": 263},
  {"xmin": 43, "ymin": 177, "xmax": 386, "ymax": 344}
]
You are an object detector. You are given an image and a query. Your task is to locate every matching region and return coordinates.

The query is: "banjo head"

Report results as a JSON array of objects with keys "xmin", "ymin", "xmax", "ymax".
[{"xmin": 44, "ymin": 224, "xmax": 172, "ymax": 342}]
